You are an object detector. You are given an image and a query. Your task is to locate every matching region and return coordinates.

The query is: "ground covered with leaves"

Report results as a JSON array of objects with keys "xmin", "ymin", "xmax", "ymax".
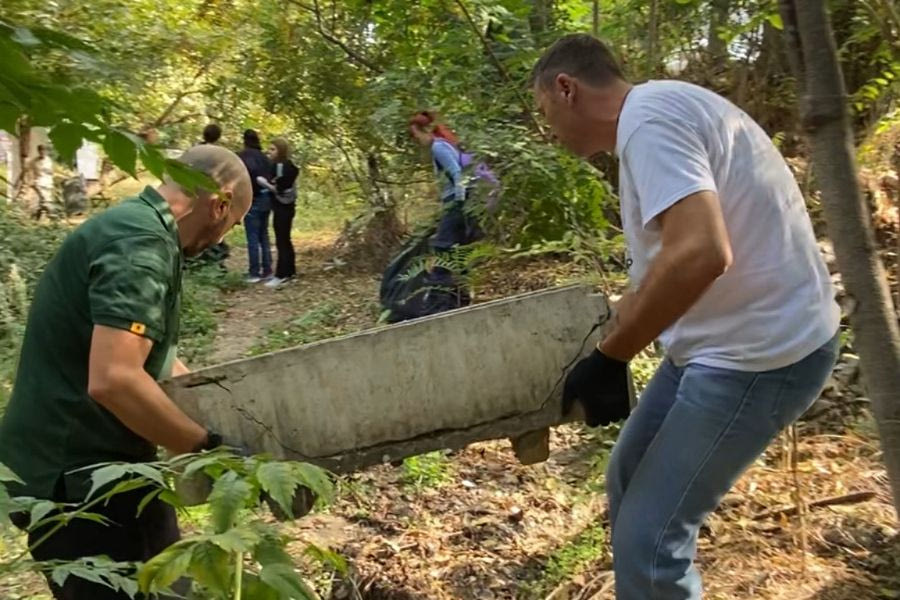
[
  {"xmin": 1, "ymin": 226, "xmax": 897, "ymax": 600},
  {"xmin": 199, "ymin": 232, "xmax": 897, "ymax": 600}
]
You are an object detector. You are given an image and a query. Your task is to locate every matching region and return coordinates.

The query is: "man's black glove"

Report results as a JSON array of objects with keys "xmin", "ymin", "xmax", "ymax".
[
  {"xmin": 194, "ymin": 430, "xmax": 251, "ymax": 456},
  {"xmin": 562, "ymin": 349, "xmax": 631, "ymax": 427}
]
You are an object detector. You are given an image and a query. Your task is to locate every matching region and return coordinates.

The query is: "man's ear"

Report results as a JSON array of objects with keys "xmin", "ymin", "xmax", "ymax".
[
  {"xmin": 211, "ymin": 190, "xmax": 232, "ymax": 219},
  {"xmin": 556, "ymin": 73, "xmax": 576, "ymax": 105}
]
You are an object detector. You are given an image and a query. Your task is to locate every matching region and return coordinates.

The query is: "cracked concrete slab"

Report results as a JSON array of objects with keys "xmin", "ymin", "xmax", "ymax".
[{"xmin": 162, "ymin": 286, "xmax": 610, "ymax": 473}]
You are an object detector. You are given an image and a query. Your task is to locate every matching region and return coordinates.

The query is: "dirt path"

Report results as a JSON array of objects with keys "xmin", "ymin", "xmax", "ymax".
[{"xmin": 206, "ymin": 231, "xmax": 382, "ymax": 366}]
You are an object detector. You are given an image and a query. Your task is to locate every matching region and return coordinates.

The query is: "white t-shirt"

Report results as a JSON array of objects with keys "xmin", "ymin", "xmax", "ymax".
[
  {"xmin": 35, "ymin": 156, "xmax": 54, "ymax": 189},
  {"xmin": 616, "ymin": 80, "xmax": 840, "ymax": 371}
]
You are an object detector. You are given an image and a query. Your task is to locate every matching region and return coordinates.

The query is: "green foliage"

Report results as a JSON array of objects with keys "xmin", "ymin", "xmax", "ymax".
[
  {"xmin": 522, "ymin": 521, "xmax": 608, "ymax": 597},
  {"xmin": 401, "ymin": 451, "xmax": 455, "ymax": 489},
  {"xmin": 49, "ymin": 557, "xmax": 139, "ymax": 598},
  {"xmin": 0, "ymin": 450, "xmax": 338, "ymax": 599},
  {"xmin": 0, "ymin": 18, "xmax": 216, "ymax": 193},
  {"xmin": 0, "ymin": 205, "xmax": 67, "ymax": 409}
]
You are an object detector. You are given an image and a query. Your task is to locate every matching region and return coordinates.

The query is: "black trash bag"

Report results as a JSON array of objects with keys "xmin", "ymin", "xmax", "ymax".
[{"xmin": 379, "ymin": 225, "xmax": 471, "ymax": 324}]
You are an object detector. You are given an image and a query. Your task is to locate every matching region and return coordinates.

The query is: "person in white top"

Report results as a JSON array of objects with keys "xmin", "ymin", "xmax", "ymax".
[
  {"xmin": 30, "ymin": 144, "xmax": 56, "ymax": 220},
  {"xmin": 532, "ymin": 34, "xmax": 840, "ymax": 599}
]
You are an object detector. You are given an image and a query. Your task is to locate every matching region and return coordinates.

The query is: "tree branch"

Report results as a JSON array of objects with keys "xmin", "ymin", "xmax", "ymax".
[
  {"xmin": 286, "ymin": 0, "xmax": 383, "ymax": 74},
  {"xmin": 147, "ymin": 62, "xmax": 211, "ymax": 130},
  {"xmin": 453, "ymin": 0, "xmax": 548, "ymax": 141}
]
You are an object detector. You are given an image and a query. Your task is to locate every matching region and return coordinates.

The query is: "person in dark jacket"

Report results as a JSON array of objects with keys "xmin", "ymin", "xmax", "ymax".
[
  {"xmin": 202, "ymin": 123, "xmax": 222, "ymax": 145},
  {"xmin": 194, "ymin": 123, "xmax": 229, "ymax": 267},
  {"xmin": 256, "ymin": 137, "xmax": 299, "ymax": 288},
  {"xmin": 237, "ymin": 129, "xmax": 274, "ymax": 282}
]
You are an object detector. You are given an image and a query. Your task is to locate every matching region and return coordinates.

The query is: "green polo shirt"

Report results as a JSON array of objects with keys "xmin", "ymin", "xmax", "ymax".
[{"xmin": 0, "ymin": 186, "xmax": 183, "ymax": 501}]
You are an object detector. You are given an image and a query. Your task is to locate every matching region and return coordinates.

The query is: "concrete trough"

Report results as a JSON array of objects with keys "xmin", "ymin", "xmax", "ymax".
[{"xmin": 163, "ymin": 285, "xmax": 611, "ymax": 473}]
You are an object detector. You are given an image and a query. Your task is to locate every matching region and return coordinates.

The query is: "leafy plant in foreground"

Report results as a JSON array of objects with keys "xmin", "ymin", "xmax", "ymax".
[{"xmin": 0, "ymin": 450, "xmax": 343, "ymax": 599}]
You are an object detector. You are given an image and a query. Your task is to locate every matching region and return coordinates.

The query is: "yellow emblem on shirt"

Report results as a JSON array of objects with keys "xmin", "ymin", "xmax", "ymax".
[{"xmin": 130, "ymin": 322, "xmax": 147, "ymax": 335}]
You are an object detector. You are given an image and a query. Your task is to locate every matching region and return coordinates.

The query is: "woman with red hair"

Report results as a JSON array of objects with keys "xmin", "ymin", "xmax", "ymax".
[{"xmin": 409, "ymin": 111, "xmax": 472, "ymax": 249}]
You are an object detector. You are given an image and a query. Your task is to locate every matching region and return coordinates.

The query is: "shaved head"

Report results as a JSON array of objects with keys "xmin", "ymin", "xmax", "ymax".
[
  {"xmin": 162, "ymin": 145, "xmax": 253, "ymax": 257},
  {"xmin": 174, "ymin": 144, "xmax": 252, "ymax": 213}
]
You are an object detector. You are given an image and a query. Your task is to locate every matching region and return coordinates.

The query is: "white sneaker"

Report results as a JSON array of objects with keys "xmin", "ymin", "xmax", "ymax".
[
  {"xmin": 245, "ymin": 275, "xmax": 263, "ymax": 284},
  {"xmin": 265, "ymin": 276, "xmax": 288, "ymax": 288}
]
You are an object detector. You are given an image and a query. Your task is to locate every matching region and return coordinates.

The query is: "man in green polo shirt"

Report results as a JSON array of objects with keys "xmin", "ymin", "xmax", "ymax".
[{"xmin": 0, "ymin": 144, "xmax": 252, "ymax": 600}]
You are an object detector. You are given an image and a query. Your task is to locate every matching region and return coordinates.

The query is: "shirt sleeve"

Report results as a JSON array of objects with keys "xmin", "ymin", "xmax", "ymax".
[
  {"xmin": 621, "ymin": 118, "xmax": 718, "ymax": 229},
  {"xmin": 431, "ymin": 141, "xmax": 465, "ymax": 201},
  {"xmin": 88, "ymin": 234, "xmax": 175, "ymax": 343}
]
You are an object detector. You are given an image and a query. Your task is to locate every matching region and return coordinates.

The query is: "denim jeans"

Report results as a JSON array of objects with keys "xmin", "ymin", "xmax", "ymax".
[
  {"xmin": 244, "ymin": 194, "xmax": 272, "ymax": 278},
  {"xmin": 606, "ymin": 332, "xmax": 839, "ymax": 599}
]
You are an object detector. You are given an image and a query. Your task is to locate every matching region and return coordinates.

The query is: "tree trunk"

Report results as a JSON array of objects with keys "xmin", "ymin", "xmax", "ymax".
[
  {"xmin": 707, "ymin": 0, "xmax": 730, "ymax": 63},
  {"xmin": 646, "ymin": 0, "xmax": 659, "ymax": 75},
  {"xmin": 529, "ymin": 0, "xmax": 553, "ymax": 41},
  {"xmin": 592, "ymin": 0, "xmax": 599, "ymax": 37},
  {"xmin": 780, "ymin": 0, "xmax": 900, "ymax": 515}
]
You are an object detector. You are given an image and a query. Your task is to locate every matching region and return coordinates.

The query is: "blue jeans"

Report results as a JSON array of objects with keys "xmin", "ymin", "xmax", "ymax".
[
  {"xmin": 607, "ymin": 333, "xmax": 839, "ymax": 600},
  {"xmin": 244, "ymin": 195, "xmax": 272, "ymax": 278}
]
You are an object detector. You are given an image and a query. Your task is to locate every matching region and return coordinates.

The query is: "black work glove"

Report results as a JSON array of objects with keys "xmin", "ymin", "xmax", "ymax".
[
  {"xmin": 562, "ymin": 349, "xmax": 631, "ymax": 427},
  {"xmin": 194, "ymin": 430, "xmax": 252, "ymax": 456}
]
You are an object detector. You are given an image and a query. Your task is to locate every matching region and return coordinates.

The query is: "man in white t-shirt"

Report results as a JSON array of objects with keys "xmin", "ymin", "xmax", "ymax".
[{"xmin": 532, "ymin": 34, "xmax": 840, "ymax": 599}]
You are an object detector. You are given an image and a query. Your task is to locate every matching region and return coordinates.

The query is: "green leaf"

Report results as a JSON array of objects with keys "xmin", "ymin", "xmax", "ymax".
[
  {"xmin": 65, "ymin": 88, "xmax": 106, "ymax": 125},
  {"xmin": 50, "ymin": 563, "xmax": 115, "ymax": 589},
  {"xmin": 136, "ymin": 488, "xmax": 163, "ymax": 517},
  {"xmin": 207, "ymin": 471, "xmax": 253, "ymax": 533},
  {"xmin": 209, "ymin": 527, "xmax": 259, "ymax": 553},
  {"xmin": 252, "ymin": 533, "xmax": 293, "ymax": 567},
  {"xmin": 138, "ymin": 541, "xmax": 195, "ymax": 593},
  {"xmin": 86, "ymin": 464, "xmax": 128, "ymax": 500},
  {"xmin": 122, "ymin": 463, "xmax": 167, "ymax": 488},
  {"xmin": 50, "ymin": 122, "xmax": 91, "ymax": 163},
  {"xmin": 103, "ymin": 129, "xmax": 138, "ymax": 177},
  {"xmin": 766, "ymin": 13, "xmax": 784, "ymax": 30},
  {"xmin": 258, "ymin": 563, "xmax": 318, "ymax": 600},
  {"xmin": 181, "ymin": 452, "xmax": 229, "ymax": 478},
  {"xmin": 68, "ymin": 511, "xmax": 113, "ymax": 526},
  {"xmin": 293, "ymin": 463, "xmax": 334, "ymax": 503},
  {"xmin": 189, "ymin": 542, "xmax": 232, "ymax": 595},
  {"xmin": 242, "ymin": 573, "xmax": 281, "ymax": 600},
  {"xmin": 256, "ymin": 462, "xmax": 299, "ymax": 518},
  {"xmin": 139, "ymin": 144, "xmax": 167, "ymax": 181},
  {"xmin": 0, "ymin": 101, "xmax": 21, "ymax": 134},
  {"xmin": 0, "ymin": 462, "xmax": 24, "ymax": 484},
  {"xmin": 163, "ymin": 158, "xmax": 218, "ymax": 195},
  {"xmin": 0, "ymin": 485, "xmax": 13, "ymax": 526},
  {"xmin": 0, "ymin": 36, "xmax": 30, "ymax": 76},
  {"xmin": 28, "ymin": 500, "xmax": 57, "ymax": 529},
  {"xmin": 29, "ymin": 26, "xmax": 95, "ymax": 52},
  {"xmin": 11, "ymin": 27, "xmax": 40, "ymax": 47},
  {"xmin": 158, "ymin": 489, "xmax": 183, "ymax": 509}
]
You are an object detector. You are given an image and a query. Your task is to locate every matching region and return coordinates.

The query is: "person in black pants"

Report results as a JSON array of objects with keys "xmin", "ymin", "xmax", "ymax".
[{"xmin": 257, "ymin": 137, "xmax": 299, "ymax": 288}]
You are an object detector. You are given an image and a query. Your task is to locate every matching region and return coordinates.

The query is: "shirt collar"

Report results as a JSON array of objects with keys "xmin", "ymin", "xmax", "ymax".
[
  {"xmin": 615, "ymin": 82, "xmax": 646, "ymax": 157},
  {"xmin": 137, "ymin": 186, "xmax": 179, "ymax": 243}
]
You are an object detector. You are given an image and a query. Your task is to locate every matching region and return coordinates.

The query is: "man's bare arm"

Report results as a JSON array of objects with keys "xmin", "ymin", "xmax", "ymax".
[
  {"xmin": 600, "ymin": 190, "xmax": 733, "ymax": 361},
  {"xmin": 171, "ymin": 358, "xmax": 190, "ymax": 377},
  {"xmin": 88, "ymin": 325, "xmax": 207, "ymax": 454}
]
